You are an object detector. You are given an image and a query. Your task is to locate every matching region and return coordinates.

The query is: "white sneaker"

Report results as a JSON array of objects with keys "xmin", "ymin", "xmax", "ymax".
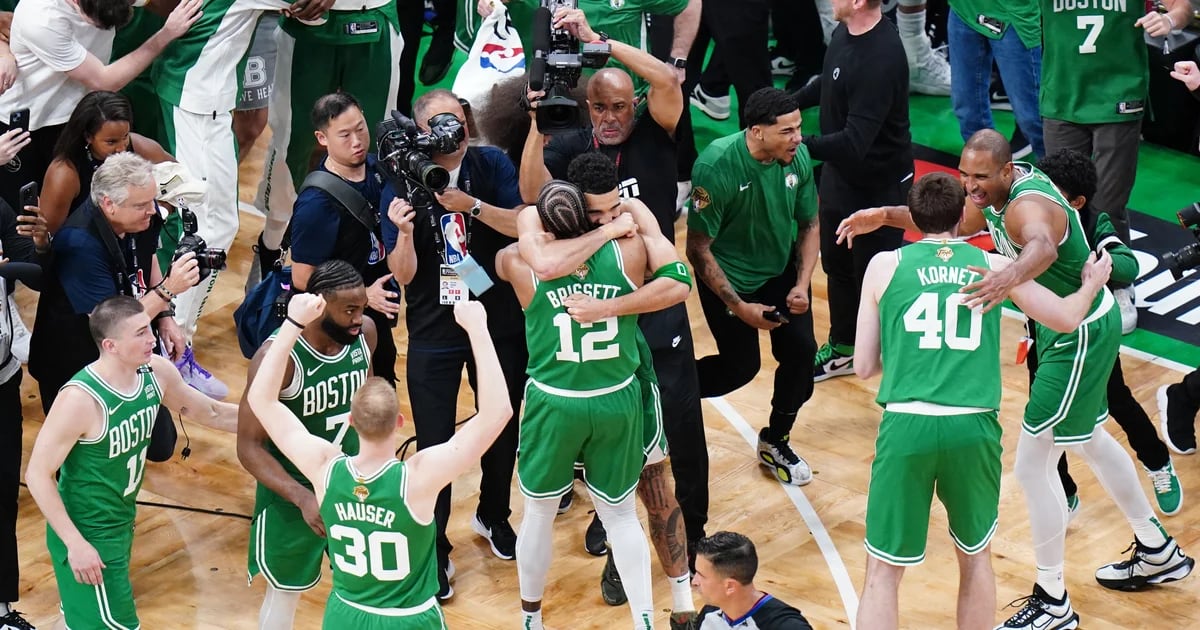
[
  {"xmin": 995, "ymin": 584, "xmax": 1079, "ymax": 629},
  {"xmin": 1114, "ymin": 287, "xmax": 1137, "ymax": 334},
  {"xmin": 1095, "ymin": 538, "xmax": 1194, "ymax": 591},
  {"xmin": 771, "ymin": 55, "xmax": 796, "ymax": 77},
  {"xmin": 676, "ymin": 180, "xmax": 691, "ymax": 216},
  {"xmin": 756, "ymin": 428, "xmax": 813, "ymax": 486},
  {"xmin": 909, "ymin": 45, "xmax": 952, "ymax": 96},
  {"xmin": 690, "ymin": 84, "xmax": 730, "ymax": 121}
]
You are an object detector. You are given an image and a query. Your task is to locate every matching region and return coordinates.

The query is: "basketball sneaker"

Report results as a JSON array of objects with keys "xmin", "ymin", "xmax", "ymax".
[
  {"xmin": 757, "ymin": 428, "xmax": 812, "ymax": 486},
  {"xmin": 1113, "ymin": 286, "xmax": 1137, "ymax": 334},
  {"xmin": 558, "ymin": 490, "xmax": 574, "ymax": 514},
  {"xmin": 0, "ymin": 609, "xmax": 35, "ymax": 630},
  {"xmin": 599, "ymin": 545, "xmax": 626, "ymax": 606},
  {"xmin": 1095, "ymin": 537, "xmax": 1194, "ymax": 591},
  {"xmin": 1145, "ymin": 461, "xmax": 1183, "ymax": 516},
  {"xmin": 689, "ymin": 85, "xmax": 730, "ymax": 121},
  {"xmin": 1158, "ymin": 384, "xmax": 1197, "ymax": 455},
  {"xmin": 908, "ymin": 42, "xmax": 952, "ymax": 96},
  {"xmin": 994, "ymin": 584, "xmax": 1078, "ymax": 629},
  {"xmin": 812, "ymin": 342, "xmax": 854, "ymax": 383},
  {"xmin": 770, "ymin": 53, "xmax": 796, "ymax": 77},
  {"xmin": 175, "ymin": 346, "xmax": 229, "ymax": 400},
  {"xmin": 585, "ymin": 511, "xmax": 608, "ymax": 556},
  {"xmin": 437, "ymin": 559, "xmax": 455, "ymax": 601},
  {"xmin": 471, "ymin": 513, "xmax": 517, "ymax": 560}
]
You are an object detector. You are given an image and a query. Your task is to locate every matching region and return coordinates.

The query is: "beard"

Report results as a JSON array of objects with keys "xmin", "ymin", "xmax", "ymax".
[{"xmin": 321, "ymin": 316, "xmax": 359, "ymax": 346}]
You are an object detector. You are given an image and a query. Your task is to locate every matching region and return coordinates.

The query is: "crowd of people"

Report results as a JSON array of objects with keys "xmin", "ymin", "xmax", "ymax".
[{"xmin": 3, "ymin": 0, "xmax": 1200, "ymax": 628}]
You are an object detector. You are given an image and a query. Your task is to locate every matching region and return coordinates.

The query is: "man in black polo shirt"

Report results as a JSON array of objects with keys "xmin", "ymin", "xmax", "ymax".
[
  {"xmin": 383, "ymin": 88, "xmax": 525, "ymax": 600},
  {"xmin": 518, "ymin": 6, "xmax": 710, "ymax": 572},
  {"xmin": 692, "ymin": 532, "xmax": 814, "ymax": 630}
]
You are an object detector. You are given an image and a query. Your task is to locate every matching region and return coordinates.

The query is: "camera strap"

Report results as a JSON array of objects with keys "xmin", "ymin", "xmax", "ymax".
[
  {"xmin": 91, "ymin": 210, "xmax": 136, "ymax": 296},
  {"xmin": 300, "ymin": 170, "xmax": 378, "ymax": 232},
  {"xmin": 426, "ymin": 148, "xmax": 480, "ymax": 258}
]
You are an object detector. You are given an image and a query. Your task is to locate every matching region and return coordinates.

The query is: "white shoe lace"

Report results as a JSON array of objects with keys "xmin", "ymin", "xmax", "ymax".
[{"xmin": 1148, "ymin": 466, "xmax": 1175, "ymax": 495}]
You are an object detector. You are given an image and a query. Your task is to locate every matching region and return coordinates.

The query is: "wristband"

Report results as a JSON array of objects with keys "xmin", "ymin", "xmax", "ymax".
[
  {"xmin": 152, "ymin": 309, "xmax": 175, "ymax": 322},
  {"xmin": 285, "ymin": 315, "xmax": 305, "ymax": 329},
  {"xmin": 652, "ymin": 261, "xmax": 693, "ymax": 289},
  {"xmin": 154, "ymin": 286, "xmax": 175, "ymax": 302}
]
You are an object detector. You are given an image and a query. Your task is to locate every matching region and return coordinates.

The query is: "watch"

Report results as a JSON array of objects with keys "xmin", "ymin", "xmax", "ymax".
[
  {"xmin": 596, "ymin": 31, "xmax": 610, "ymax": 43},
  {"xmin": 469, "ymin": 198, "xmax": 483, "ymax": 217},
  {"xmin": 671, "ymin": 57, "xmax": 687, "ymax": 69}
]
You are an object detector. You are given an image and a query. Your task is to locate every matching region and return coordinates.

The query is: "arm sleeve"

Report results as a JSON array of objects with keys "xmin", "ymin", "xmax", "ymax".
[
  {"xmin": 289, "ymin": 191, "xmax": 339, "ymax": 266},
  {"xmin": 15, "ymin": 13, "xmax": 87, "ymax": 72},
  {"xmin": 800, "ymin": 57, "xmax": 896, "ymax": 163},
  {"xmin": 685, "ymin": 160, "xmax": 730, "ymax": 238},
  {"xmin": 1092, "ymin": 213, "xmax": 1139, "ymax": 286},
  {"xmin": 55, "ymin": 229, "xmax": 117, "ymax": 314}
]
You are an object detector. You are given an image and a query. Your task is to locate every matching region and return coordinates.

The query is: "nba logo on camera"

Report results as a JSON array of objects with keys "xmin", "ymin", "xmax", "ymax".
[
  {"xmin": 480, "ymin": 43, "xmax": 525, "ymax": 74},
  {"xmin": 442, "ymin": 213, "xmax": 468, "ymax": 264}
]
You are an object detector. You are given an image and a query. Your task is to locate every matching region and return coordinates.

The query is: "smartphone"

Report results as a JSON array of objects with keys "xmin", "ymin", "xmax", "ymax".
[
  {"xmin": 763, "ymin": 309, "xmax": 790, "ymax": 324},
  {"xmin": 9, "ymin": 108, "xmax": 29, "ymax": 132},
  {"xmin": 19, "ymin": 181, "xmax": 37, "ymax": 215}
]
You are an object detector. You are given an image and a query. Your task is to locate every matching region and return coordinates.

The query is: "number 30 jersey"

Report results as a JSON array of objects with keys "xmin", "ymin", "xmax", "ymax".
[
  {"xmin": 525, "ymin": 240, "xmax": 640, "ymax": 392},
  {"xmin": 876, "ymin": 240, "xmax": 1001, "ymax": 410}
]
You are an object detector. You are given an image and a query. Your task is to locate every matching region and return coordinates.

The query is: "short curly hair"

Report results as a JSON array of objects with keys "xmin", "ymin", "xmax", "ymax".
[
  {"xmin": 79, "ymin": 0, "xmax": 133, "ymax": 30},
  {"xmin": 1037, "ymin": 149, "xmax": 1097, "ymax": 204},
  {"xmin": 566, "ymin": 152, "xmax": 618, "ymax": 195}
]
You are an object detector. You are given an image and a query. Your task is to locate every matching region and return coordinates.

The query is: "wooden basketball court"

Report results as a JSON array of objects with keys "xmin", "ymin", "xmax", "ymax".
[{"xmin": 12, "ymin": 132, "xmax": 1200, "ymax": 628}]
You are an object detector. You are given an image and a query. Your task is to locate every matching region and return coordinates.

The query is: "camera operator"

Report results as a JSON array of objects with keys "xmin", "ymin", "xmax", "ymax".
[
  {"xmin": 382, "ymin": 88, "xmax": 525, "ymax": 599},
  {"xmin": 518, "ymin": 7, "xmax": 710, "ymax": 564},
  {"xmin": 29, "ymin": 153, "xmax": 201, "ymax": 413},
  {"xmin": 289, "ymin": 92, "xmax": 400, "ymax": 384}
]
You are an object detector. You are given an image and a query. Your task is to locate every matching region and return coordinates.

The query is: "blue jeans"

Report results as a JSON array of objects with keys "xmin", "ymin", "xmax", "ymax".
[{"xmin": 948, "ymin": 8, "xmax": 1044, "ymax": 158}]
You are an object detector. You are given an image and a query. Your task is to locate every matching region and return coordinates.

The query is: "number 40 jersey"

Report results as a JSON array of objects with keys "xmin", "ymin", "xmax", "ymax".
[{"xmin": 876, "ymin": 239, "xmax": 1001, "ymax": 410}]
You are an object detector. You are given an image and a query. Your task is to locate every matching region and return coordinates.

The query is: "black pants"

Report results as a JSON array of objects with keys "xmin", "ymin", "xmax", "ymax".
[
  {"xmin": 695, "ymin": 264, "xmax": 816, "ymax": 438},
  {"xmin": 1171, "ymin": 367, "xmax": 1200, "ymax": 408},
  {"xmin": 0, "ymin": 370, "xmax": 22, "ymax": 603},
  {"xmin": 1023, "ymin": 331, "xmax": 1172, "ymax": 496},
  {"xmin": 396, "ymin": 0, "xmax": 455, "ymax": 116},
  {"xmin": 406, "ymin": 335, "xmax": 525, "ymax": 569},
  {"xmin": 365, "ymin": 307, "xmax": 398, "ymax": 386},
  {"xmin": 648, "ymin": 326, "xmax": 709, "ymax": 544},
  {"xmin": 819, "ymin": 171, "xmax": 909, "ymax": 346},
  {"xmin": 676, "ymin": 0, "xmax": 771, "ymax": 180},
  {"xmin": 0, "ymin": 123, "xmax": 63, "ymax": 214}
]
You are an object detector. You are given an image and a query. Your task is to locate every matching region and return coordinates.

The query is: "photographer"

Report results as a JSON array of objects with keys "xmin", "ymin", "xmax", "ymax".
[
  {"xmin": 289, "ymin": 92, "xmax": 399, "ymax": 384},
  {"xmin": 29, "ymin": 153, "xmax": 201, "ymax": 412},
  {"xmin": 382, "ymin": 88, "xmax": 525, "ymax": 599},
  {"xmin": 518, "ymin": 6, "xmax": 710, "ymax": 568}
]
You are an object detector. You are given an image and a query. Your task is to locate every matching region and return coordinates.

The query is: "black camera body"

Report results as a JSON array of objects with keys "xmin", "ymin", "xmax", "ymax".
[
  {"xmin": 528, "ymin": 0, "xmax": 611, "ymax": 134},
  {"xmin": 1162, "ymin": 203, "xmax": 1200, "ymax": 280},
  {"xmin": 376, "ymin": 110, "xmax": 465, "ymax": 195},
  {"xmin": 173, "ymin": 205, "xmax": 227, "ymax": 282}
]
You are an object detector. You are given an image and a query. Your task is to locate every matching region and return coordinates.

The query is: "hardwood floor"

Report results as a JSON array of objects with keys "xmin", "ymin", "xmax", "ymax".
[{"xmin": 11, "ymin": 132, "xmax": 1200, "ymax": 628}]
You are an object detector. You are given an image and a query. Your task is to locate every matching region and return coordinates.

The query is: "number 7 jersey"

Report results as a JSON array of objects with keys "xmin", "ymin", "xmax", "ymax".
[
  {"xmin": 524, "ymin": 240, "xmax": 641, "ymax": 392},
  {"xmin": 1041, "ymin": 0, "xmax": 1148, "ymax": 124},
  {"xmin": 876, "ymin": 240, "xmax": 1001, "ymax": 410}
]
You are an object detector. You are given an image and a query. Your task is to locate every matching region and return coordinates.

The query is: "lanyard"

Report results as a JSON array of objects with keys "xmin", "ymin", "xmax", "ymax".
[
  {"xmin": 425, "ymin": 161, "xmax": 476, "ymax": 259},
  {"xmin": 592, "ymin": 135, "xmax": 621, "ymax": 170}
]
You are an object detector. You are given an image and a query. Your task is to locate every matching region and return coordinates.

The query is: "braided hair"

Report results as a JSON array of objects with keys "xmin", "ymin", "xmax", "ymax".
[
  {"xmin": 307, "ymin": 260, "xmax": 364, "ymax": 298},
  {"xmin": 537, "ymin": 180, "xmax": 591, "ymax": 239}
]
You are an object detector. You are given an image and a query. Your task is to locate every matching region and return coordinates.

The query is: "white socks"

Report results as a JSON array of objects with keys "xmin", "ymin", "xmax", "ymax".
[
  {"xmin": 669, "ymin": 572, "xmax": 694, "ymax": 614},
  {"xmin": 1015, "ymin": 431, "xmax": 1069, "ymax": 570},
  {"xmin": 897, "ymin": 7, "xmax": 931, "ymax": 65},
  {"xmin": 1074, "ymin": 427, "xmax": 1167, "ymax": 548},
  {"xmin": 516, "ymin": 495, "xmax": 559, "ymax": 603},
  {"xmin": 1036, "ymin": 564, "xmax": 1065, "ymax": 600},
  {"xmin": 593, "ymin": 492, "xmax": 654, "ymax": 630},
  {"xmin": 258, "ymin": 584, "xmax": 301, "ymax": 630}
]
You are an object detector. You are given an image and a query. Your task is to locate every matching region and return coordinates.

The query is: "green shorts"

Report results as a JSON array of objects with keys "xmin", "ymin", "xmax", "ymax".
[
  {"xmin": 247, "ymin": 488, "xmax": 326, "ymax": 591},
  {"xmin": 518, "ymin": 377, "xmax": 644, "ymax": 505},
  {"xmin": 47, "ymin": 525, "xmax": 140, "ymax": 630},
  {"xmin": 323, "ymin": 592, "xmax": 447, "ymax": 629},
  {"xmin": 864, "ymin": 410, "xmax": 1002, "ymax": 565},
  {"xmin": 1025, "ymin": 302, "xmax": 1120, "ymax": 445},
  {"xmin": 635, "ymin": 334, "xmax": 667, "ymax": 465}
]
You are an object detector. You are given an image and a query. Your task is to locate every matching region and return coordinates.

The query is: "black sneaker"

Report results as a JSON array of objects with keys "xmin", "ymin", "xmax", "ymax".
[
  {"xmin": 1158, "ymin": 384, "xmax": 1197, "ymax": 455},
  {"xmin": 558, "ymin": 490, "xmax": 574, "ymax": 514},
  {"xmin": 585, "ymin": 511, "xmax": 607, "ymax": 556},
  {"xmin": 420, "ymin": 32, "xmax": 455, "ymax": 86},
  {"xmin": 0, "ymin": 610, "xmax": 36, "ymax": 630},
  {"xmin": 471, "ymin": 513, "xmax": 516, "ymax": 560},
  {"xmin": 437, "ymin": 559, "xmax": 455, "ymax": 601},
  {"xmin": 994, "ymin": 584, "xmax": 1078, "ymax": 629},
  {"xmin": 1095, "ymin": 538, "xmax": 1194, "ymax": 591},
  {"xmin": 599, "ymin": 545, "xmax": 626, "ymax": 606}
]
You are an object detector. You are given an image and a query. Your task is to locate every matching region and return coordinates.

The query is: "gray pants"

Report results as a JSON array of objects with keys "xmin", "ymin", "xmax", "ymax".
[{"xmin": 1043, "ymin": 118, "xmax": 1141, "ymax": 245}]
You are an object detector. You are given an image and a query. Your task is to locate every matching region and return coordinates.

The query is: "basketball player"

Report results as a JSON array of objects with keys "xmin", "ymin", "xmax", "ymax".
[
  {"xmin": 838, "ymin": 130, "xmax": 1194, "ymax": 629},
  {"xmin": 854, "ymin": 172, "xmax": 1112, "ymax": 630},
  {"xmin": 237, "ymin": 260, "xmax": 378, "ymax": 629},
  {"xmin": 246, "ymin": 294, "xmax": 511, "ymax": 629},
  {"xmin": 496, "ymin": 178, "xmax": 690, "ymax": 630},
  {"xmin": 25, "ymin": 296, "xmax": 238, "ymax": 630}
]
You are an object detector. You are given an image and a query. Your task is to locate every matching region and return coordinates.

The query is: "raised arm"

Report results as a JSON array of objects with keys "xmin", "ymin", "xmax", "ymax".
[
  {"xmin": 64, "ymin": 0, "xmax": 202, "ymax": 92},
  {"xmin": 403, "ymin": 301, "xmax": 512, "ymax": 522},
  {"xmin": 150, "ymin": 353, "xmax": 237, "ymax": 431},
  {"xmin": 245, "ymin": 295, "xmax": 345, "ymax": 485},
  {"xmin": 385, "ymin": 196, "xmax": 418, "ymax": 285}
]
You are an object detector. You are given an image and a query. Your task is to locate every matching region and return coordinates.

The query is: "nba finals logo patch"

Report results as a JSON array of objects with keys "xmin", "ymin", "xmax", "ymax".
[
  {"xmin": 691, "ymin": 187, "xmax": 710, "ymax": 211},
  {"xmin": 573, "ymin": 263, "xmax": 590, "ymax": 280},
  {"xmin": 480, "ymin": 43, "xmax": 525, "ymax": 74},
  {"xmin": 353, "ymin": 485, "xmax": 370, "ymax": 502},
  {"xmin": 936, "ymin": 246, "xmax": 953, "ymax": 262},
  {"xmin": 785, "ymin": 173, "xmax": 798, "ymax": 190}
]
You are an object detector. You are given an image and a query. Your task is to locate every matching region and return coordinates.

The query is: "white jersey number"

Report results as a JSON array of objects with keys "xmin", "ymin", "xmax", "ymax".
[
  {"xmin": 122, "ymin": 446, "xmax": 148, "ymax": 497},
  {"xmin": 326, "ymin": 412, "xmax": 351, "ymax": 447},
  {"xmin": 552, "ymin": 313, "xmax": 620, "ymax": 362},
  {"xmin": 329, "ymin": 525, "xmax": 411, "ymax": 581},
  {"xmin": 903, "ymin": 292, "xmax": 983, "ymax": 351},
  {"xmin": 1076, "ymin": 15, "xmax": 1104, "ymax": 54}
]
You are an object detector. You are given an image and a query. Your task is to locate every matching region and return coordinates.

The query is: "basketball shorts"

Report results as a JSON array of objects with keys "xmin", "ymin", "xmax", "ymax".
[
  {"xmin": 1025, "ymin": 297, "xmax": 1121, "ymax": 445},
  {"xmin": 47, "ymin": 525, "xmax": 140, "ymax": 630},
  {"xmin": 518, "ymin": 377, "xmax": 644, "ymax": 505},
  {"xmin": 323, "ymin": 593, "xmax": 447, "ymax": 629},
  {"xmin": 247, "ymin": 492, "xmax": 326, "ymax": 591},
  {"xmin": 237, "ymin": 13, "xmax": 280, "ymax": 111},
  {"xmin": 636, "ymin": 335, "xmax": 667, "ymax": 466},
  {"xmin": 864, "ymin": 410, "xmax": 1001, "ymax": 565}
]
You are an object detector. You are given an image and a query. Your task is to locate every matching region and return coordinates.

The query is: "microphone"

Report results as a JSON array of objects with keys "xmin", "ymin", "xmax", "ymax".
[{"xmin": 528, "ymin": 6, "xmax": 552, "ymax": 92}]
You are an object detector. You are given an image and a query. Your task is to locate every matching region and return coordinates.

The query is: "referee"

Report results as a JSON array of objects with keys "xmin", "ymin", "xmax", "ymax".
[{"xmin": 686, "ymin": 87, "xmax": 819, "ymax": 487}]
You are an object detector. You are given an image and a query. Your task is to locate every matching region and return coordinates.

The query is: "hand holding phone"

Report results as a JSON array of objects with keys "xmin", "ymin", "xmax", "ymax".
[
  {"xmin": 19, "ymin": 181, "xmax": 37, "ymax": 216},
  {"xmin": 8, "ymin": 108, "xmax": 29, "ymax": 132},
  {"xmin": 763, "ymin": 309, "xmax": 790, "ymax": 324}
]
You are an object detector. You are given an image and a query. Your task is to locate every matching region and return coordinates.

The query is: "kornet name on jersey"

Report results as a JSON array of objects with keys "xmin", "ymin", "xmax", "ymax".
[{"xmin": 914, "ymin": 265, "xmax": 983, "ymax": 288}]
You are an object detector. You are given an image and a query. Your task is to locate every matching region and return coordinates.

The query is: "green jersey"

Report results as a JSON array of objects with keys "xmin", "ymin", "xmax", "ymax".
[
  {"xmin": 525, "ymin": 240, "xmax": 640, "ymax": 392},
  {"xmin": 58, "ymin": 365, "xmax": 162, "ymax": 539},
  {"xmin": 320, "ymin": 456, "xmax": 438, "ymax": 609},
  {"xmin": 950, "ymin": 0, "xmax": 1041, "ymax": 49},
  {"xmin": 688, "ymin": 131, "xmax": 818, "ymax": 294},
  {"xmin": 1040, "ymin": 0, "xmax": 1147, "ymax": 123},
  {"xmin": 270, "ymin": 332, "xmax": 370, "ymax": 485},
  {"xmin": 876, "ymin": 240, "xmax": 1001, "ymax": 410}
]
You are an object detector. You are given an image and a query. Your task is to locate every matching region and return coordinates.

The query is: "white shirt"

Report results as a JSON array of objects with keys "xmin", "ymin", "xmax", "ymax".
[{"xmin": 0, "ymin": 0, "xmax": 114, "ymax": 130}]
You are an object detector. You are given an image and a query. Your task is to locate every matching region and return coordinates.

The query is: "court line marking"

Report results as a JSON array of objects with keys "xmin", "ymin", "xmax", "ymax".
[{"xmin": 707, "ymin": 396, "xmax": 859, "ymax": 629}]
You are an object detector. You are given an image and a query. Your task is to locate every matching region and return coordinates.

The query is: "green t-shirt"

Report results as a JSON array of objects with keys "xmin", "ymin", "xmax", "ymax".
[
  {"xmin": 950, "ymin": 0, "xmax": 1041, "ymax": 50},
  {"xmin": 877, "ymin": 240, "xmax": 1001, "ymax": 409},
  {"xmin": 1040, "ymin": 0, "xmax": 1148, "ymax": 123},
  {"xmin": 688, "ymin": 131, "xmax": 818, "ymax": 294}
]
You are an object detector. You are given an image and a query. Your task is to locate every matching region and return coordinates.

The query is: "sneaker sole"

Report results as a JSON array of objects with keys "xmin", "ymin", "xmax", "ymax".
[
  {"xmin": 470, "ymin": 517, "xmax": 515, "ymax": 561},
  {"xmin": 909, "ymin": 83, "xmax": 952, "ymax": 96},
  {"xmin": 1096, "ymin": 556, "xmax": 1195, "ymax": 591},
  {"xmin": 1158, "ymin": 386, "xmax": 1197, "ymax": 456},
  {"xmin": 758, "ymin": 452, "xmax": 813, "ymax": 486},
  {"xmin": 813, "ymin": 366, "xmax": 856, "ymax": 383},
  {"xmin": 689, "ymin": 97, "xmax": 730, "ymax": 121}
]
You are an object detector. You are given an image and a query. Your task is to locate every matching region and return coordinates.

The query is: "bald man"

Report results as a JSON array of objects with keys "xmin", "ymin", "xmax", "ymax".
[
  {"xmin": 839, "ymin": 129, "xmax": 1193, "ymax": 629},
  {"xmin": 518, "ymin": 4, "xmax": 712, "ymax": 575}
]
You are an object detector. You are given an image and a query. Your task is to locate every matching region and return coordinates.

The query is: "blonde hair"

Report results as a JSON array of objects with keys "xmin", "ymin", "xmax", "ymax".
[{"xmin": 351, "ymin": 377, "xmax": 400, "ymax": 440}]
